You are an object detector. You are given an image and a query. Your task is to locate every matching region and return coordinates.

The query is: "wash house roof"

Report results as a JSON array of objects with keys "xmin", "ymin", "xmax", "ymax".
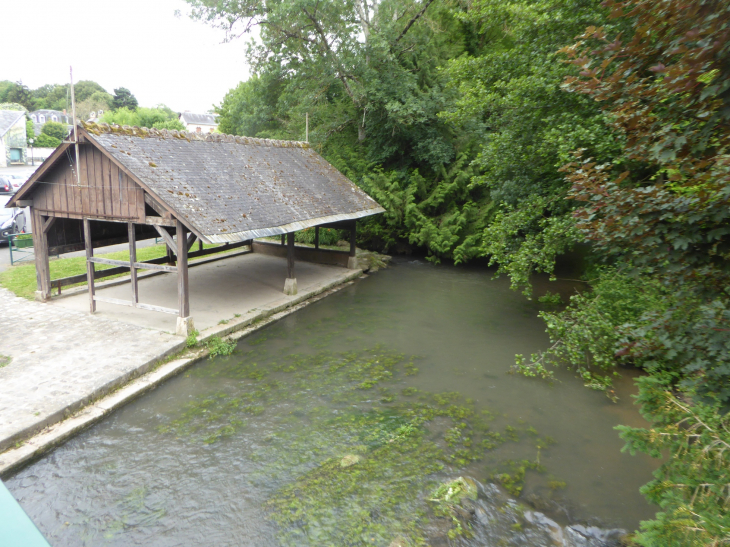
[{"xmin": 12, "ymin": 122, "xmax": 384, "ymax": 243}]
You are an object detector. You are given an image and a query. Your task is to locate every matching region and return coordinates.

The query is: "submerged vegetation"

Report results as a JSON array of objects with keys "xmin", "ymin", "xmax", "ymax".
[{"xmin": 157, "ymin": 343, "xmax": 560, "ymax": 544}]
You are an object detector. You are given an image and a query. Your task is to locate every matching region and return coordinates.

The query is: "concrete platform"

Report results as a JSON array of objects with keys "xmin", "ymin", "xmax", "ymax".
[
  {"xmin": 0, "ymin": 252, "xmax": 363, "ymax": 474},
  {"xmin": 51, "ymin": 252, "xmax": 354, "ymax": 334}
]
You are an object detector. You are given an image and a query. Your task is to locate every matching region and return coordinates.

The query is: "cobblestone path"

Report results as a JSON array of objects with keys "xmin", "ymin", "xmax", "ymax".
[{"xmin": 0, "ymin": 288, "xmax": 181, "ymax": 452}]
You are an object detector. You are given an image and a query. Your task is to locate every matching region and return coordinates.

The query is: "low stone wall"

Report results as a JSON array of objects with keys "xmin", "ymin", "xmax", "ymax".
[{"xmin": 252, "ymin": 239, "xmax": 351, "ymax": 268}]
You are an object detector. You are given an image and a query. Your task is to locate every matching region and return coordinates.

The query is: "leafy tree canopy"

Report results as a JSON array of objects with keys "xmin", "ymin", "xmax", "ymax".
[
  {"xmin": 112, "ymin": 87, "xmax": 138, "ymax": 110},
  {"xmin": 100, "ymin": 105, "xmax": 183, "ymax": 130}
]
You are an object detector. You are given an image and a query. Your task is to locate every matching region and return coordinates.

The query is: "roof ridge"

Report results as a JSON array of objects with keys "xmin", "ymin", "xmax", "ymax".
[{"xmin": 81, "ymin": 121, "xmax": 310, "ymax": 149}]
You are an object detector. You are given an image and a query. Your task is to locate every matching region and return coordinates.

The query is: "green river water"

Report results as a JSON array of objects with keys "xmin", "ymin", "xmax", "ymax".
[{"xmin": 6, "ymin": 258, "xmax": 657, "ymax": 546}]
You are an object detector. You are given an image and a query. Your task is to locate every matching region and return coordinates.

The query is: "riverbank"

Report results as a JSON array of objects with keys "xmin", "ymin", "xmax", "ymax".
[{"xmin": 0, "ymin": 252, "xmax": 366, "ymax": 477}]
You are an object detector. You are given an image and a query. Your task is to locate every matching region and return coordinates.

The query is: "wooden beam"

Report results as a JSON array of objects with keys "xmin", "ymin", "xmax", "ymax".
[
  {"xmin": 42, "ymin": 216, "xmax": 56, "ymax": 234},
  {"xmin": 144, "ymin": 193, "xmax": 173, "ymax": 218},
  {"xmin": 128, "ymin": 223, "xmax": 138, "ymax": 305},
  {"xmin": 49, "ymin": 242, "xmax": 252, "ymax": 289},
  {"xmin": 87, "ymin": 257, "xmax": 132, "ymax": 267},
  {"xmin": 36, "ymin": 209, "xmax": 140, "ymax": 222},
  {"xmin": 153, "ymin": 225, "xmax": 177, "ymax": 255},
  {"xmin": 88, "ymin": 256, "xmax": 178, "ymax": 272},
  {"xmin": 145, "ymin": 216, "xmax": 176, "ymax": 227},
  {"xmin": 133, "ymin": 262, "xmax": 177, "ymax": 272},
  {"xmin": 83, "ymin": 217, "xmax": 96, "ymax": 313},
  {"xmin": 186, "ymin": 232, "xmax": 196, "ymax": 252},
  {"xmin": 350, "ymin": 222, "xmax": 357, "ymax": 257},
  {"xmin": 287, "ymin": 232, "xmax": 295, "ymax": 279},
  {"xmin": 49, "ymin": 234, "xmax": 158, "ymax": 256},
  {"xmin": 177, "ymin": 220, "xmax": 190, "ymax": 318}
]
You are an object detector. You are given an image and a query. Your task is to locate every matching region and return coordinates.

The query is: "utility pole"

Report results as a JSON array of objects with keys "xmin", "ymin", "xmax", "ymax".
[{"xmin": 70, "ymin": 66, "xmax": 80, "ymax": 187}]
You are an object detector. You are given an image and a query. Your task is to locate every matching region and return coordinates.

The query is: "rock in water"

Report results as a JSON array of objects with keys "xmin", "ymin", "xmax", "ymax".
[
  {"xmin": 340, "ymin": 454, "xmax": 361, "ymax": 468},
  {"xmin": 430, "ymin": 476, "xmax": 478, "ymax": 504}
]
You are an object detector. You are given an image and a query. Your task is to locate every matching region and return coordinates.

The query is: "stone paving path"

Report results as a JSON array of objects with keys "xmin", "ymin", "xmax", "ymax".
[{"xmin": 0, "ymin": 288, "xmax": 181, "ymax": 452}]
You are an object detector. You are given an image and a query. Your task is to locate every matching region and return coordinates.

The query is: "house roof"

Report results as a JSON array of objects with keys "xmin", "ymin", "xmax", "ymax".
[
  {"xmin": 0, "ymin": 111, "xmax": 25, "ymax": 138},
  {"xmin": 29, "ymin": 110, "xmax": 66, "ymax": 117},
  {"xmin": 179, "ymin": 112, "xmax": 218, "ymax": 126},
  {"xmin": 16, "ymin": 122, "xmax": 383, "ymax": 244}
]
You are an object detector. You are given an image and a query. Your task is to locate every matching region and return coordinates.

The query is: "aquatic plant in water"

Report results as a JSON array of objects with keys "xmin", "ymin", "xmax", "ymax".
[{"xmin": 156, "ymin": 343, "xmax": 559, "ymax": 544}]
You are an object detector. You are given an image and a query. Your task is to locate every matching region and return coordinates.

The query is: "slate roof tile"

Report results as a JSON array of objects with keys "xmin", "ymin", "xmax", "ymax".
[{"xmin": 82, "ymin": 122, "xmax": 384, "ymax": 243}]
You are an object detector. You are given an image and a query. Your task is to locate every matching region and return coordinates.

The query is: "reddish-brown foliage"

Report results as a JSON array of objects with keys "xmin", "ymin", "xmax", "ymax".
[{"xmin": 559, "ymin": 0, "xmax": 730, "ymax": 291}]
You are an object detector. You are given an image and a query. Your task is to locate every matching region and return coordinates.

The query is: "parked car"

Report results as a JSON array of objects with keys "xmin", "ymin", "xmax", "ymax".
[
  {"xmin": 0, "ymin": 177, "xmax": 14, "ymax": 194},
  {"xmin": 0, "ymin": 194, "xmax": 27, "ymax": 243},
  {"xmin": 8, "ymin": 175, "xmax": 26, "ymax": 191}
]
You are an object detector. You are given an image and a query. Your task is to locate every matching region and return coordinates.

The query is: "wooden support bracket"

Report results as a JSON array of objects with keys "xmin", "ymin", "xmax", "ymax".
[
  {"xmin": 186, "ymin": 232, "xmax": 196, "ymax": 252},
  {"xmin": 42, "ymin": 216, "xmax": 57, "ymax": 234},
  {"xmin": 153, "ymin": 225, "xmax": 178, "ymax": 255}
]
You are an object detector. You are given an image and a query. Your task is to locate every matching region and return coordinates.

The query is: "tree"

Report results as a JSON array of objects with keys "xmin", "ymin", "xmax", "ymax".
[
  {"xmin": 1, "ymin": 81, "xmax": 34, "ymax": 111},
  {"xmin": 100, "ymin": 105, "xmax": 183, "ymax": 129},
  {"xmin": 73, "ymin": 80, "xmax": 107, "ymax": 103},
  {"xmin": 76, "ymin": 91, "xmax": 113, "ymax": 120},
  {"xmin": 186, "ymin": 0, "xmax": 445, "ymax": 142},
  {"xmin": 25, "ymin": 118, "xmax": 35, "ymax": 145},
  {"xmin": 41, "ymin": 121, "xmax": 68, "ymax": 141},
  {"xmin": 33, "ymin": 84, "xmax": 70, "ymax": 111},
  {"xmin": 112, "ymin": 87, "xmax": 138, "ymax": 110},
  {"xmin": 216, "ymin": 73, "xmax": 284, "ymax": 138}
]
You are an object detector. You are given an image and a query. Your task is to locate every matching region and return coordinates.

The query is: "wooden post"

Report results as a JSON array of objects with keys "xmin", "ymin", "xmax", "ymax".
[
  {"xmin": 198, "ymin": 239, "xmax": 203, "ymax": 252},
  {"xmin": 287, "ymin": 232, "xmax": 295, "ymax": 279},
  {"xmin": 350, "ymin": 222, "xmax": 357, "ymax": 257},
  {"xmin": 283, "ymin": 231, "xmax": 297, "ymax": 295},
  {"xmin": 177, "ymin": 220, "xmax": 189, "ymax": 318},
  {"xmin": 314, "ymin": 226, "xmax": 320, "ymax": 250},
  {"xmin": 166, "ymin": 244, "xmax": 175, "ymax": 265},
  {"xmin": 347, "ymin": 221, "xmax": 358, "ymax": 270},
  {"xmin": 83, "ymin": 217, "xmax": 96, "ymax": 313},
  {"xmin": 281, "ymin": 234, "xmax": 286, "ymax": 246},
  {"xmin": 31, "ymin": 209, "xmax": 51, "ymax": 300},
  {"xmin": 128, "ymin": 222, "xmax": 138, "ymax": 306}
]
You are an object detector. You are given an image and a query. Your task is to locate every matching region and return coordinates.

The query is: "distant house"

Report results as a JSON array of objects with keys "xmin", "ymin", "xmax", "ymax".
[
  {"xmin": 179, "ymin": 112, "xmax": 218, "ymax": 133},
  {"xmin": 0, "ymin": 111, "xmax": 26, "ymax": 167},
  {"xmin": 29, "ymin": 109, "xmax": 72, "ymax": 136}
]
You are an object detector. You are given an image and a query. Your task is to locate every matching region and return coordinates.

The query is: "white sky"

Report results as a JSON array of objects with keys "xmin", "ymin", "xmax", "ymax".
[{"xmin": 2, "ymin": 0, "xmax": 252, "ymax": 113}]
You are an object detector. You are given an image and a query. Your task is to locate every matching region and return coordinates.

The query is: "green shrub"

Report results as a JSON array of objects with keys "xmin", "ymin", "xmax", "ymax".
[
  {"xmin": 514, "ymin": 269, "xmax": 668, "ymax": 398},
  {"xmin": 41, "ymin": 121, "xmax": 68, "ymax": 141},
  {"xmin": 33, "ymin": 132, "xmax": 61, "ymax": 148},
  {"xmin": 204, "ymin": 336, "xmax": 235, "ymax": 357}
]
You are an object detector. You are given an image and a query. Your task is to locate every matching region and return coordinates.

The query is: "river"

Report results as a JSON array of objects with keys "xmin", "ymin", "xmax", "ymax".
[{"xmin": 6, "ymin": 258, "xmax": 657, "ymax": 546}]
